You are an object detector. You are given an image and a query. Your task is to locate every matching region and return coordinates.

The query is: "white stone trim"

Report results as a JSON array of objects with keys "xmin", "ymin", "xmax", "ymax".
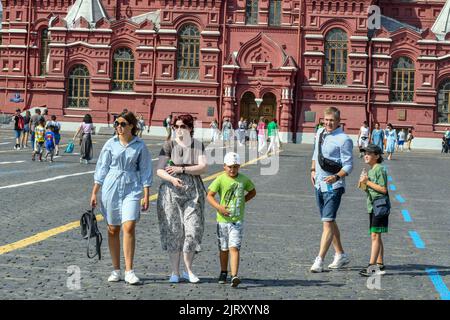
[
  {"xmin": 49, "ymin": 42, "xmax": 110, "ymax": 49},
  {"xmin": 65, "ymin": 28, "xmax": 113, "ymax": 33},
  {"xmin": 371, "ymin": 38, "xmax": 392, "ymax": 42},
  {"xmin": 0, "ymin": 45, "xmax": 28, "ymax": 49},
  {"xmin": 157, "ymin": 46, "xmax": 177, "ymax": 51},
  {"xmin": 136, "ymin": 46, "xmax": 155, "ymax": 50},
  {"xmin": 304, "ymin": 51, "xmax": 325, "ymax": 56},
  {"xmin": 418, "ymin": 54, "xmax": 450, "ymax": 61},
  {"xmin": 200, "ymin": 48, "xmax": 221, "ymax": 52},
  {"xmin": 0, "ymin": 29, "xmax": 28, "ymax": 34},
  {"xmin": 48, "ymin": 27, "xmax": 68, "ymax": 32},
  {"xmin": 222, "ymin": 65, "xmax": 240, "ymax": 69},
  {"xmin": 201, "ymin": 31, "xmax": 221, "ymax": 36},
  {"xmin": 349, "ymin": 53, "xmax": 368, "ymax": 58},
  {"xmin": 158, "ymin": 29, "xmax": 177, "ymax": 34},
  {"xmin": 417, "ymin": 40, "xmax": 438, "ymax": 44},
  {"xmin": 350, "ymin": 36, "xmax": 369, "ymax": 41},
  {"xmin": 305, "ymin": 34, "xmax": 324, "ymax": 39},
  {"xmin": 372, "ymin": 54, "xmax": 392, "ymax": 59},
  {"xmin": 280, "ymin": 67, "xmax": 298, "ymax": 71},
  {"xmin": 135, "ymin": 30, "xmax": 156, "ymax": 34}
]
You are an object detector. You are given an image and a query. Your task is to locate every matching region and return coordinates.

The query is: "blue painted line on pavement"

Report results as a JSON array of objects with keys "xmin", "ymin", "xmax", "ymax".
[
  {"xmin": 390, "ymin": 184, "xmax": 397, "ymax": 191},
  {"xmin": 409, "ymin": 231, "xmax": 426, "ymax": 249},
  {"xmin": 388, "ymin": 176, "xmax": 393, "ymax": 182},
  {"xmin": 426, "ymin": 269, "xmax": 450, "ymax": 300},
  {"xmin": 396, "ymin": 194, "xmax": 405, "ymax": 203},
  {"xmin": 401, "ymin": 209, "xmax": 412, "ymax": 222}
]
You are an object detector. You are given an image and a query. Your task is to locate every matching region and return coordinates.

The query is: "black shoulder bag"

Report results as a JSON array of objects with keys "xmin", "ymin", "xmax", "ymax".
[
  {"xmin": 318, "ymin": 130, "xmax": 343, "ymax": 174},
  {"xmin": 368, "ymin": 191, "xmax": 391, "ymax": 218},
  {"xmin": 80, "ymin": 208, "xmax": 103, "ymax": 260}
]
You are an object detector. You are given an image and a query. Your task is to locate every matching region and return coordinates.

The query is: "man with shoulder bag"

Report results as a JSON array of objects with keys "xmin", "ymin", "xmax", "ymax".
[{"xmin": 310, "ymin": 107, "xmax": 354, "ymax": 273}]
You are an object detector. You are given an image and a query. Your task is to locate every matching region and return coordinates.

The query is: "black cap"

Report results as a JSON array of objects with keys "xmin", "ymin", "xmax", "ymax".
[{"xmin": 364, "ymin": 144, "xmax": 382, "ymax": 155}]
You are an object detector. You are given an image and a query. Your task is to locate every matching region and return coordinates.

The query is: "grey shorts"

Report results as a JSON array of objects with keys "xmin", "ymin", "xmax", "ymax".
[{"xmin": 217, "ymin": 222, "xmax": 244, "ymax": 251}]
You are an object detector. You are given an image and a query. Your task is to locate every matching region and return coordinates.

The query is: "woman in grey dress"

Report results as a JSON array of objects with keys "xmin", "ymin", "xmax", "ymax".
[
  {"xmin": 73, "ymin": 114, "xmax": 94, "ymax": 164},
  {"xmin": 156, "ymin": 114, "xmax": 208, "ymax": 283}
]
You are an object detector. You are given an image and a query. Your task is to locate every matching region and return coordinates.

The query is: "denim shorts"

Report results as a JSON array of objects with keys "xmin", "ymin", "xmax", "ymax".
[
  {"xmin": 217, "ymin": 221, "xmax": 244, "ymax": 251},
  {"xmin": 315, "ymin": 187, "xmax": 345, "ymax": 222},
  {"xmin": 14, "ymin": 129, "xmax": 22, "ymax": 139}
]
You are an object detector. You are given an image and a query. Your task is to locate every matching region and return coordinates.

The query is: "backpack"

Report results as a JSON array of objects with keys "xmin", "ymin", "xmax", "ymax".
[
  {"xmin": 80, "ymin": 208, "xmax": 103, "ymax": 260},
  {"xmin": 17, "ymin": 116, "xmax": 24, "ymax": 130}
]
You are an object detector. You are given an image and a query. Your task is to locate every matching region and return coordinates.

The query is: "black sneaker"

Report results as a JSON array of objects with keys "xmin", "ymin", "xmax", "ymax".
[
  {"xmin": 359, "ymin": 265, "xmax": 376, "ymax": 277},
  {"xmin": 377, "ymin": 263, "xmax": 385, "ymax": 271},
  {"xmin": 218, "ymin": 272, "xmax": 227, "ymax": 284},
  {"xmin": 231, "ymin": 276, "xmax": 241, "ymax": 288}
]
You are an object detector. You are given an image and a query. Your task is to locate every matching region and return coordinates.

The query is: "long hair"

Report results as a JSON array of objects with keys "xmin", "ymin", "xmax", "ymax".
[
  {"xmin": 118, "ymin": 111, "xmax": 138, "ymax": 136},
  {"xmin": 172, "ymin": 114, "xmax": 195, "ymax": 137}
]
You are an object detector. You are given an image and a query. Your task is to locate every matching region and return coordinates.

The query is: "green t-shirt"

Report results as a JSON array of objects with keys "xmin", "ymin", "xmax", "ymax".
[
  {"xmin": 208, "ymin": 173, "xmax": 255, "ymax": 223},
  {"xmin": 267, "ymin": 121, "xmax": 278, "ymax": 137},
  {"xmin": 366, "ymin": 164, "xmax": 388, "ymax": 213}
]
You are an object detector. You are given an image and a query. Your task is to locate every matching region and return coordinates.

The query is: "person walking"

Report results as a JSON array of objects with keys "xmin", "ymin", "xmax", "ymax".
[
  {"xmin": 44, "ymin": 125, "xmax": 56, "ymax": 162},
  {"xmin": 47, "ymin": 115, "xmax": 61, "ymax": 155},
  {"xmin": 237, "ymin": 117, "xmax": 247, "ymax": 146},
  {"xmin": 406, "ymin": 129, "xmax": 414, "ymax": 152},
  {"xmin": 73, "ymin": 114, "xmax": 94, "ymax": 164},
  {"xmin": 137, "ymin": 114, "xmax": 145, "ymax": 138},
  {"xmin": 30, "ymin": 108, "xmax": 44, "ymax": 150},
  {"xmin": 156, "ymin": 114, "xmax": 208, "ymax": 283},
  {"xmin": 210, "ymin": 120, "xmax": 219, "ymax": 143},
  {"xmin": 207, "ymin": 152, "xmax": 256, "ymax": 287},
  {"xmin": 385, "ymin": 124, "xmax": 397, "ymax": 160},
  {"xmin": 21, "ymin": 110, "xmax": 31, "ymax": 149},
  {"xmin": 266, "ymin": 119, "xmax": 279, "ymax": 155},
  {"xmin": 397, "ymin": 129, "xmax": 406, "ymax": 152},
  {"xmin": 32, "ymin": 118, "xmax": 46, "ymax": 162},
  {"xmin": 91, "ymin": 111, "xmax": 153, "ymax": 285},
  {"xmin": 164, "ymin": 115, "xmax": 172, "ymax": 139},
  {"xmin": 257, "ymin": 117, "xmax": 266, "ymax": 154},
  {"xmin": 370, "ymin": 122, "xmax": 384, "ymax": 152},
  {"xmin": 249, "ymin": 120, "xmax": 258, "ymax": 149},
  {"xmin": 310, "ymin": 107, "xmax": 353, "ymax": 273},
  {"xmin": 358, "ymin": 144, "xmax": 389, "ymax": 277},
  {"xmin": 12, "ymin": 108, "xmax": 24, "ymax": 150},
  {"xmin": 222, "ymin": 118, "xmax": 233, "ymax": 148},
  {"xmin": 357, "ymin": 121, "xmax": 370, "ymax": 158}
]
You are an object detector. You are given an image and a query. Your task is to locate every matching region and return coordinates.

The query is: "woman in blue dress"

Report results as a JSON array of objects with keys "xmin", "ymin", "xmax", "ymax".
[
  {"xmin": 371, "ymin": 122, "xmax": 384, "ymax": 152},
  {"xmin": 91, "ymin": 111, "xmax": 153, "ymax": 285},
  {"xmin": 222, "ymin": 118, "xmax": 233, "ymax": 147},
  {"xmin": 385, "ymin": 123, "xmax": 397, "ymax": 160}
]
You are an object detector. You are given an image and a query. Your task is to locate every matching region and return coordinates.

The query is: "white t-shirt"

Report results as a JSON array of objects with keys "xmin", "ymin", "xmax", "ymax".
[
  {"xmin": 398, "ymin": 131, "xmax": 406, "ymax": 141},
  {"xmin": 360, "ymin": 126, "xmax": 370, "ymax": 137}
]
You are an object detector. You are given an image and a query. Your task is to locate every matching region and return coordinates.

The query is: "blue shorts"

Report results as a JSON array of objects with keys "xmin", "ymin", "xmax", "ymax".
[
  {"xmin": 14, "ymin": 129, "xmax": 23, "ymax": 139},
  {"xmin": 398, "ymin": 141, "xmax": 405, "ymax": 146},
  {"xmin": 315, "ymin": 187, "xmax": 345, "ymax": 222}
]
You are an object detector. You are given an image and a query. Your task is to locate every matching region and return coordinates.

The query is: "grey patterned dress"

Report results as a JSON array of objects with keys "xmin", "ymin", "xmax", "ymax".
[{"xmin": 157, "ymin": 139, "xmax": 206, "ymax": 253}]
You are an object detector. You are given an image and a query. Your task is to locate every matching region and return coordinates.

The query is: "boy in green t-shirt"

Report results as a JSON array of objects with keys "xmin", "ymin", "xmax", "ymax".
[
  {"xmin": 207, "ymin": 152, "xmax": 256, "ymax": 287},
  {"xmin": 358, "ymin": 144, "xmax": 389, "ymax": 277}
]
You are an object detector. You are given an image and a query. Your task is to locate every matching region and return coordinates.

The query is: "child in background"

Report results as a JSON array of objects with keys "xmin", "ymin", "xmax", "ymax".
[
  {"xmin": 44, "ymin": 125, "xmax": 56, "ymax": 162},
  {"xmin": 207, "ymin": 152, "xmax": 256, "ymax": 288},
  {"xmin": 32, "ymin": 119, "xmax": 46, "ymax": 162}
]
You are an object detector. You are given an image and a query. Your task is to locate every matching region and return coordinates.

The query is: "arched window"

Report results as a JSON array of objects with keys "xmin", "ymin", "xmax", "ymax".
[
  {"xmin": 269, "ymin": 0, "xmax": 282, "ymax": 26},
  {"xmin": 112, "ymin": 48, "xmax": 134, "ymax": 91},
  {"xmin": 324, "ymin": 28, "xmax": 347, "ymax": 85},
  {"xmin": 437, "ymin": 79, "xmax": 450, "ymax": 123},
  {"xmin": 177, "ymin": 24, "xmax": 200, "ymax": 80},
  {"xmin": 391, "ymin": 57, "xmax": 415, "ymax": 102},
  {"xmin": 67, "ymin": 65, "xmax": 90, "ymax": 108},
  {"xmin": 40, "ymin": 28, "xmax": 49, "ymax": 75},
  {"xmin": 246, "ymin": 0, "xmax": 258, "ymax": 25}
]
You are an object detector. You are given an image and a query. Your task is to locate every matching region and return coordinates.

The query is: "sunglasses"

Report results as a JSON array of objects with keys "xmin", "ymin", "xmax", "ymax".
[
  {"xmin": 173, "ymin": 124, "xmax": 188, "ymax": 130},
  {"xmin": 114, "ymin": 121, "xmax": 129, "ymax": 128}
]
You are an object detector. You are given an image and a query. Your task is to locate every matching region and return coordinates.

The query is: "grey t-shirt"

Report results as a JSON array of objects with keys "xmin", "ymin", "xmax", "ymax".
[{"xmin": 159, "ymin": 139, "xmax": 205, "ymax": 166}]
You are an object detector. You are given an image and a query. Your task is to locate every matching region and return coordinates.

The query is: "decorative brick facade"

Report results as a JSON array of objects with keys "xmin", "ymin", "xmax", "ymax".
[{"xmin": 1, "ymin": 0, "xmax": 449, "ymax": 146}]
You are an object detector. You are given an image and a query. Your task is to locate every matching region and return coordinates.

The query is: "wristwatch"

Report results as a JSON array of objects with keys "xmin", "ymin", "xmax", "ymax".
[
  {"xmin": 334, "ymin": 174, "xmax": 341, "ymax": 181},
  {"xmin": 182, "ymin": 166, "xmax": 186, "ymax": 174}
]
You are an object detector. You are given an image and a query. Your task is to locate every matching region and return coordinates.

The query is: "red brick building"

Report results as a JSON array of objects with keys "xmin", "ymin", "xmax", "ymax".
[{"xmin": 1, "ymin": 0, "xmax": 450, "ymax": 148}]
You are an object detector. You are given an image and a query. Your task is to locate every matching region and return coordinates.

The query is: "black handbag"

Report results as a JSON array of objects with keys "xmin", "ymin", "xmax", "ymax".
[
  {"xmin": 318, "ymin": 131, "xmax": 343, "ymax": 174},
  {"xmin": 80, "ymin": 208, "xmax": 103, "ymax": 260},
  {"xmin": 369, "ymin": 193, "xmax": 391, "ymax": 218}
]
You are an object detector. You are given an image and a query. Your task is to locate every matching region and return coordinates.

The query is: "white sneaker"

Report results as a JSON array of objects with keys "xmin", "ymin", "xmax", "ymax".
[
  {"xmin": 107, "ymin": 270, "xmax": 121, "ymax": 282},
  {"xmin": 310, "ymin": 256, "xmax": 324, "ymax": 273},
  {"xmin": 124, "ymin": 270, "xmax": 141, "ymax": 285},
  {"xmin": 182, "ymin": 271, "xmax": 200, "ymax": 283},
  {"xmin": 328, "ymin": 253, "xmax": 350, "ymax": 269}
]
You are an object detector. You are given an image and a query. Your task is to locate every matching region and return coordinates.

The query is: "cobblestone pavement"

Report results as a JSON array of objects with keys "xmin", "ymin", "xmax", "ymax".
[{"xmin": 0, "ymin": 129, "xmax": 449, "ymax": 300}]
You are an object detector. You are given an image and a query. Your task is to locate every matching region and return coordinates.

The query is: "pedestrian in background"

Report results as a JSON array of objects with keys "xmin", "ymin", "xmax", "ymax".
[
  {"xmin": 32, "ymin": 118, "xmax": 45, "ymax": 162},
  {"xmin": 207, "ymin": 152, "xmax": 256, "ymax": 287},
  {"xmin": 370, "ymin": 122, "xmax": 384, "ymax": 153},
  {"xmin": 156, "ymin": 114, "xmax": 208, "ymax": 284},
  {"xmin": 12, "ymin": 108, "xmax": 24, "ymax": 150},
  {"xmin": 406, "ymin": 129, "xmax": 414, "ymax": 152},
  {"xmin": 385, "ymin": 124, "xmax": 397, "ymax": 160},
  {"xmin": 357, "ymin": 121, "xmax": 370, "ymax": 158},
  {"xmin": 21, "ymin": 110, "xmax": 31, "ymax": 149},
  {"xmin": 30, "ymin": 109, "xmax": 43, "ymax": 151},
  {"xmin": 91, "ymin": 111, "xmax": 152, "ymax": 285},
  {"xmin": 257, "ymin": 117, "xmax": 266, "ymax": 154},
  {"xmin": 44, "ymin": 125, "xmax": 56, "ymax": 162},
  {"xmin": 266, "ymin": 119, "xmax": 279, "ymax": 155},
  {"xmin": 249, "ymin": 120, "xmax": 258, "ymax": 149},
  {"xmin": 397, "ymin": 129, "xmax": 406, "ymax": 152},
  {"xmin": 47, "ymin": 115, "xmax": 61, "ymax": 155},
  {"xmin": 222, "ymin": 118, "xmax": 233, "ymax": 148},
  {"xmin": 358, "ymin": 144, "xmax": 389, "ymax": 277},
  {"xmin": 310, "ymin": 107, "xmax": 353, "ymax": 273},
  {"xmin": 73, "ymin": 114, "xmax": 94, "ymax": 164}
]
